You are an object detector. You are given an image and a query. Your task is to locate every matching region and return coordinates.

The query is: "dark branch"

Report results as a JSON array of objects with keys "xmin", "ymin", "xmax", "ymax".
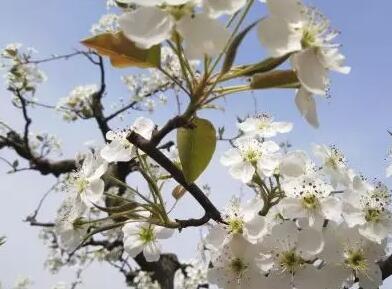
[
  {"xmin": 88, "ymin": 55, "xmax": 110, "ymax": 138},
  {"xmin": 128, "ymin": 132, "xmax": 222, "ymax": 223}
]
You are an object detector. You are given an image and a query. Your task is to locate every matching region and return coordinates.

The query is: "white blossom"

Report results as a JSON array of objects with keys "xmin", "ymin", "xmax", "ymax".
[
  {"xmin": 66, "ymin": 151, "xmax": 108, "ymax": 207},
  {"xmin": 208, "ymin": 236, "xmax": 270, "ymax": 289},
  {"xmin": 257, "ymin": 221, "xmax": 324, "ymax": 289},
  {"xmin": 237, "ymin": 114, "xmax": 293, "ymax": 138},
  {"xmin": 342, "ymin": 177, "xmax": 392, "ymax": 243},
  {"xmin": 279, "ymin": 173, "xmax": 342, "ymax": 227},
  {"xmin": 221, "ymin": 137, "xmax": 280, "ymax": 183},
  {"xmin": 122, "ymin": 222, "xmax": 174, "ymax": 262},
  {"xmin": 118, "ymin": 1, "xmax": 230, "ymax": 59},
  {"xmin": 313, "ymin": 144, "xmax": 351, "ymax": 187},
  {"xmin": 205, "ymin": 197, "xmax": 266, "ymax": 249},
  {"xmin": 320, "ymin": 223, "xmax": 386, "ymax": 289},
  {"xmin": 101, "ymin": 117, "xmax": 155, "ymax": 163},
  {"xmin": 258, "ymin": 0, "xmax": 350, "ymax": 127}
]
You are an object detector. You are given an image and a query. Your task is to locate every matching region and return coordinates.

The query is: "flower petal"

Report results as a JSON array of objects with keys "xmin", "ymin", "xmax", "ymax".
[
  {"xmin": 295, "ymin": 88, "xmax": 319, "ymax": 128},
  {"xmin": 119, "ymin": 7, "xmax": 174, "ymax": 49},
  {"xmin": 258, "ymin": 16, "xmax": 302, "ymax": 57},
  {"xmin": 292, "ymin": 49, "xmax": 328, "ymax": 95},
  {"xmin": 177, "ymin": 13, "xmax": 230, "ymax": 59}
]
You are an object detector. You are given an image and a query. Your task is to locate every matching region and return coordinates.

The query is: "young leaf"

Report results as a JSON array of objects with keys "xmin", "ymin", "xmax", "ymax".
[
  {"xmin": 81, "ymin": 32, "xmax": 161, "ymax": 68},
  {"xmin": 250, "ymin": 70, "xmax": 300, "ymax": 89},
  {"xmin": 177, "ymin": 118, "xmax": 217, "ymax": 183},
  {"xmin": 221, "ymin": 20, "xmax": 259, "ymax": 74}
]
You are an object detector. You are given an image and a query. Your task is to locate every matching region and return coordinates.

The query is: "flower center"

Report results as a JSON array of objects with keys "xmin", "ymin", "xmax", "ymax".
[
  {"xmin": 164, "ymin": 3, "xmax": 194, "ymax": 20},
  {"xmin": 228, "ymin": 218, "xmax": 244, "ymax": 234},
  {"xmin": 139, "ymin": 227, "xmax": 156, "ymax": 243},
  {"xmin": 75, "ymin": 178, "xmax": 89, "ymax": 194},
  {"xmin": 301, "ymin": 28, "xmax": 317, "ymax": 48},
  {"xmin": 245, "ymin": 150, "xmax": 260, "ymax": 163},
  {"xmin": 301, "ymin": 194, "xmax": 319, "ymax": 210},
  {"xmin": 230, "ymin": 257, "xmax": 248, "ymax": 275},
  {"xmin": 364, "ymin": 208, "xmax": 381, "ymax": 223},
  {"xmin": 344, "ymin": 249, "xmax": 367, "ymax": 272},
  {"xmin": 279, "ymin": 250, "xmax": 304, "ymax": 274}
]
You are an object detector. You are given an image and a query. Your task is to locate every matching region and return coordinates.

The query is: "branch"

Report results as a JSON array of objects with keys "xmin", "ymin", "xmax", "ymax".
[
  {"xmin": 128, "ymin": 132, "xmax": 222, "ymax": 223},
  {"xmin": 105, "ymin": 82, "xmax": 174, "ymax": 122},
  {"xmin": 88, "ymin": 55, "xmax": 110, "ymax": 138},
  {"xmin": 25, "ymin": 50, "xmax": 91, "ymax": 65},
  {"xmin": 1, "ymin": 131, "xmax": 76, "ymax": 176}
]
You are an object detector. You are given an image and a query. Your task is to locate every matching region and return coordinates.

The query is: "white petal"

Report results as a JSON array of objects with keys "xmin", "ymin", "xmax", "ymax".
[
  {"xmin": 203, "ymin": 0, "xmax": 247, "ymax": 18},
  {"xmin": 262, "ymin": 140, "xmax": 280, "ymax": 153},
  {"xmin": 220, "ymin": 149, "xmax": 242, "ymax": 166},
  {"xmin": 177, "ymin": 13, "xmax": 230, "ymax": 59},
  {"xmin": 126, "ymin": 0, "xmax": 166, "ymax": 6},
  {"xmin": 122, "ymin": 222, "xmax": 141, "ymax": 237},
  {"xmin": 119, "ymin": 7, "xmax": 174, "ymax": 49},
  {"xmin": 295, "ymin": 88, "xmax": 319, "ymax": 128},
  {"xmin": 82, "ymin": 179, "xmax": 104, "ymax": 206},
  {"xmin": 154, "ymin": 226, "xmax": 174, "ymax": 239},
  {"xmin": 100, "ymin": 140, "xmax": 133, "ymax": 163},
  {"xmin": 321, "ymin": 197, "xmax": 342, "ymax": 223},
  {"xmin": 278, "ymin": 197, "xmax": 306, "ymax": 219},
  {"xmin": 143, "ymin": 242, "xmax": 161, "ymax": 262},
  {"xmin": 297, "ymin": 226, "xmax": 324, "ymax": 258},
  {"xmin": 245, "ymin": 215, "xmax": 266, "ymax": 243},
  {"xmin": 266, "ymin": 0, "xmax": 303, "ymax": 23},
  {"xmin": 229, "ymin": 161, "xmax": 255, "ymax": 183},
  {"xmin": 358, "ymin": 222, "xmax": 391, "ymax": 244},
  {"xmin": 258, "ymin": 16, "xmax": 302, "ymax": 57},
  {"xmin": 279, "ymin": 150, "xmax": 307, "ymax": 177},
  {"xmin": 237, "ymin": 118, "xmax": 258, "ymax": 134},
  {"xmin": 292, "ymin": 49, "xmax": 328, "ymax": 95},
  {"xmin": 343, "ymin": 207, "xmax": 365, "ymax": 228},
  {"xmin": 132, "ymin": 117, "xmax": 155, "ymax": 140},
  {"xmin": 124, "ymin": 237, "xmax": 144, "ymax": 257},
  {"xmin": 358, "ymin": 262, "xmax": 382, "ymax": 289},
  {"xmin": 272, "ymin": 121, "xmax": 293, "ymax": 133}
]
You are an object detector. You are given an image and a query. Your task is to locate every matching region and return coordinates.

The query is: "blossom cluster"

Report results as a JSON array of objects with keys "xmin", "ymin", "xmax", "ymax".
[
  {"xmin": 0, "ymin": 43, "xmax": 46, "ymax": 97},
  {"xmin": 56, "ymin": 84, "xmax": 98, "ymax": 121},
  {"xmin": 203, "ymin": 114, "xmax": 391, "ymax": 289}
]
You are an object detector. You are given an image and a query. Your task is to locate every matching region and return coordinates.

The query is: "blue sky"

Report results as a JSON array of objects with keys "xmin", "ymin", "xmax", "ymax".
[{"xmin": 1, "ymin": 0, "xmax": 392, "ymax": 288}]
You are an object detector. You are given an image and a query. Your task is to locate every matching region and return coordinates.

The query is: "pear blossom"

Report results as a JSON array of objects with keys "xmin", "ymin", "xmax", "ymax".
[
  {"xmin": 67, "ymin": 151, "xmax": 108, "ymax": 207},
  {"xmin": 55, "ymin": 196, "xmax": 87, "ymax": 251},
  {"xmin": 205, "ymin": 197, "xmax": 266, "ymax": 249},
  {"xmin": 220, "ymin": 137, "xmax": 280, "ymax": 183},
  {"xmin": 342, "ymin": 178, "xmax": 392, "ymax": 243},
  {"xmin": 320, "ymin": 224, "xmax": 386, "ymax": 289},
  {"xmin": 118, "ymin": 1, "xmax": 230, "ymax": 59},
  {"xmin": 313, "ymin": 144, "xmax": 351, "ymax": 187},
  {"xmin": 279, "ymin": 174, "xmax": 342, "ymax": 227},
  {"xmin": 258, "ymin": 0, "xmax": 350, "ymax": 127},
  {"xmin": 237, "ymin": 114, "xmax": 293, "ymax": 138},
  {"xmin": 257, "ymin": 221, "xmax": 324, "ymax": 289},
  {"xmin": 208, "ymin": 236, "xmax": 270, "ymax": 289},
  {"xmin": 100, "ymin": 117, "xmax": 155, "ymax": 163},
  {"xmin": 122, "ymin": 222, "xmax": 174, "ymax": 262}
]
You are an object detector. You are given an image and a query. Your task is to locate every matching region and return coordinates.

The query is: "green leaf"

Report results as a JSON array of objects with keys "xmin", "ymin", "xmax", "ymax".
[
  {"xmin": 177, "ymin": 118, "xmax": 217, "ymax": 183},
  {"xmin": 242, "ymin": 54, "xmax": 290, "ymax": 76},
  {"xmin": 250, "ymin": 70, "xmax": 300, "ymax": 89},
  {"xmin": 81, "ymin": 32, "xmax": 161, "ymax": 68},
  {"xmin": 221, "ymin": 20, "xmax": 259, "ymax": 74}
]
